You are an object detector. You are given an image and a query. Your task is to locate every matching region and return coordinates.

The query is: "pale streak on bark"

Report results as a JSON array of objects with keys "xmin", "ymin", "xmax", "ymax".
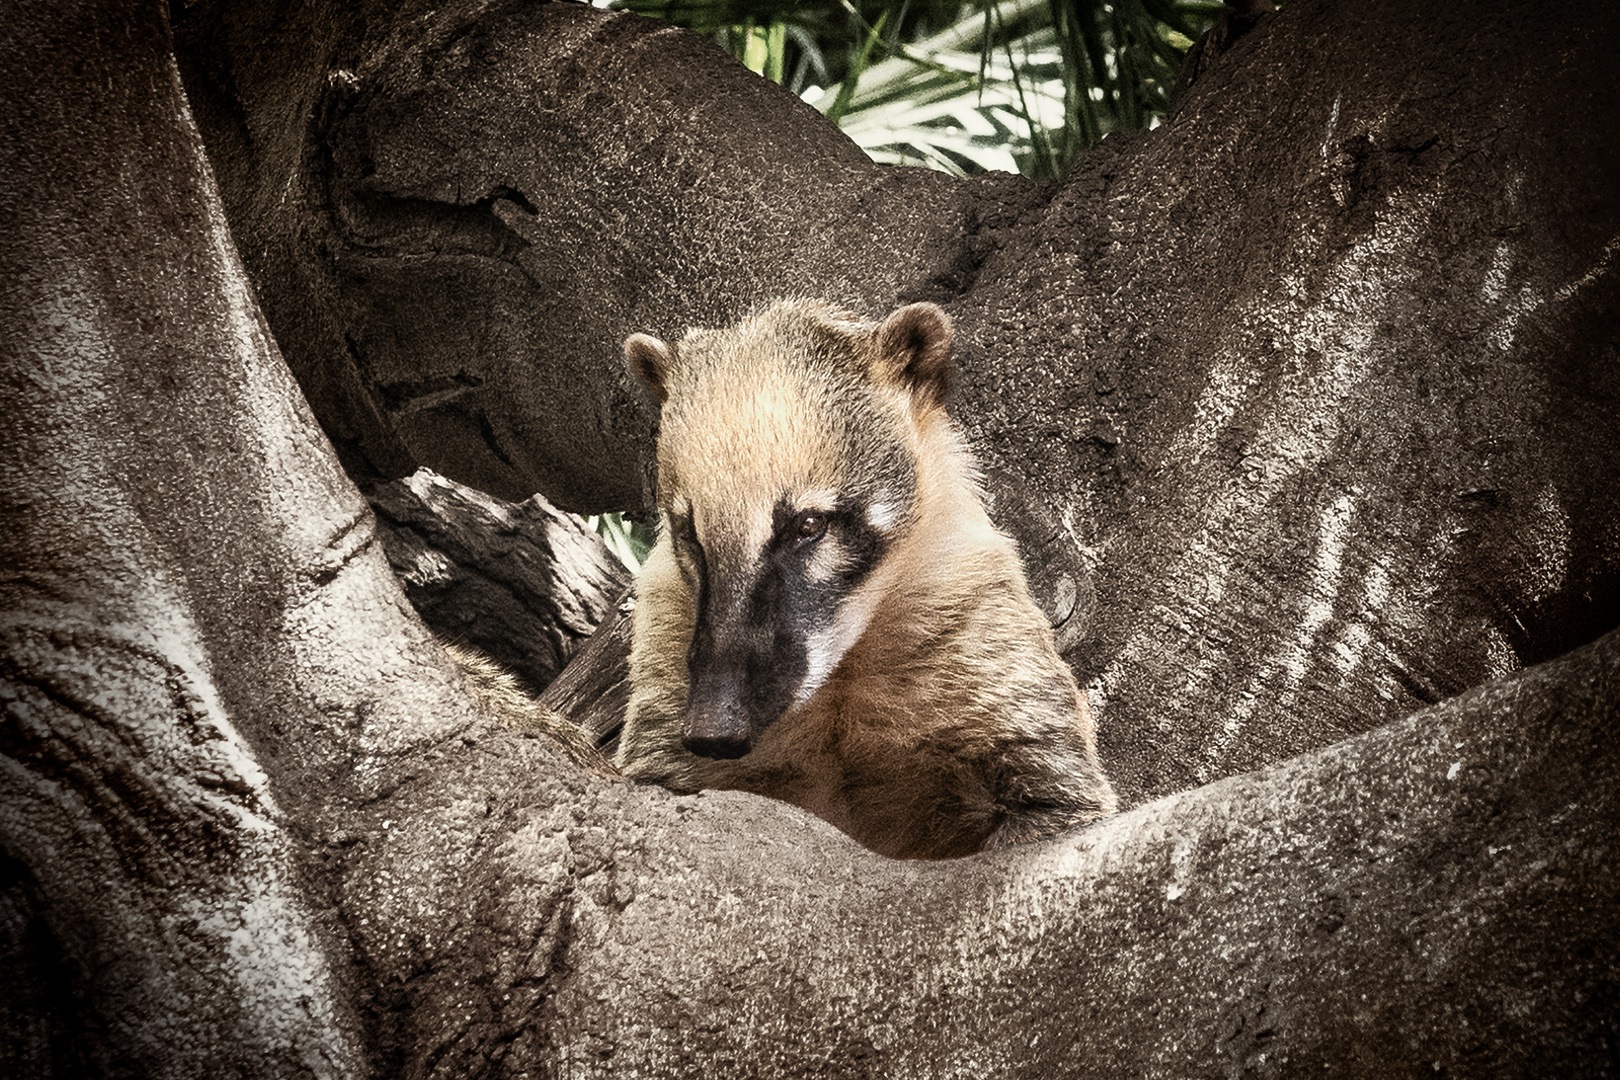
[{"xmin": 1095, "ymin": 192, "xmax": 1436, "ymax": 759}]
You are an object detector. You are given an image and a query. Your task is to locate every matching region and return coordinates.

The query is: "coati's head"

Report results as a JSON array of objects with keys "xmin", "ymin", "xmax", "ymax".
[{"xmin": 625, "ymin": 300, "xmax": 954, "ymax": 760}]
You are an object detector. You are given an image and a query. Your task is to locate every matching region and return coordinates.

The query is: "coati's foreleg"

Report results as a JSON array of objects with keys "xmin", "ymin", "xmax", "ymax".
[{"xmin": 445, "ymin": 642, "xmax": 607, "ymax": 768}]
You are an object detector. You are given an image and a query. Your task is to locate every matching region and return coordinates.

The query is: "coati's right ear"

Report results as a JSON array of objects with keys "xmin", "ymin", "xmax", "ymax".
[
  {"xmin": 624, "ymin": 333, "xmax": 676, "ymax": 404},
  {"xmin": 872, "ymin": 302, "xmax": 953, "ymax": 410}
]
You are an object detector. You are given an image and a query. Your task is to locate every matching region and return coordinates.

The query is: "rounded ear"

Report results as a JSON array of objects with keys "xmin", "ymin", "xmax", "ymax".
[
  {"xmin": 624, "ymin": 333, "xmax": 675, "ymax": 403},
  {"xmin": 873, "ymin": 302, "xmax": 953, "ymax": 409}
]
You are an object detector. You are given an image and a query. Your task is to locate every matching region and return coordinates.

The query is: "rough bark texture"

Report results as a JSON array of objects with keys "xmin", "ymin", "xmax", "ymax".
[
  {"xmin": 2, "ymin": 4, "xmax": 385, "ymax": 1072},
  {"xmin": 173, "ymin": 0, "xmax": 1007, "ymax": 512},
  {"xmin": 1007, "ymin": 3, "xmax": 1620, "ymax": 802},
  {"xmin": 2, "ymin": 0, "xmax": 1617, "ymax": 1077},
  {"xmin": 532, "ymin": 628, "xmax": 1620, "ymax": 1078}
]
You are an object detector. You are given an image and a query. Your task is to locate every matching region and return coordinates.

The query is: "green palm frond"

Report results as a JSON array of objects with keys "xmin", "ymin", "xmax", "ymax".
[
  {"xmin": 588, "ymin": 513, "xmax": 656, "ymax": 572},
  {"xmin": 807, "ymin": 2, "xmax": 1068, "ymax": 176},
  {"xmin": 614, "ymin": 0, "xmax": 1223, "ymax": 179}
]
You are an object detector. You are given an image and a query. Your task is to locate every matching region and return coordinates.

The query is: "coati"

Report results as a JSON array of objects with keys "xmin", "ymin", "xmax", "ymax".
[{"xmin": 616, "ymin": 299, "xmax": 1116, "ymax": 859}]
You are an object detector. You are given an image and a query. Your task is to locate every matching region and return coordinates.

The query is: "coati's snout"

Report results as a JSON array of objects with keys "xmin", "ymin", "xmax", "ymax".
[
  {"xmin": 680, "ymin": 597, "xmax": 775, "ymax": 759},
  {"xmin": 681, "ymin": 656, "xmax": 765, "ymax": 758},
  {"xmin": 680, "ymin": 702, "xmax": 751, "ymax": 758},
  {"xmin": 675, "ymin": 504, "xmax": 836, "ymax": 758}
]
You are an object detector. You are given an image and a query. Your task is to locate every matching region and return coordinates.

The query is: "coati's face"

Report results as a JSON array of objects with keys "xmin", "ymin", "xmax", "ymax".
[{"xmin": 626, "ymin": 300, "xmax": 953, "ymax": 759}]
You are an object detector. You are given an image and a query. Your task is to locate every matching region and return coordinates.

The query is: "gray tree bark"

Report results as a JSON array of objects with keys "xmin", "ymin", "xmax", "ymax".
[{"xmin": 2, "ymin": 0, "xmax": 1617, "ymax": 1077}]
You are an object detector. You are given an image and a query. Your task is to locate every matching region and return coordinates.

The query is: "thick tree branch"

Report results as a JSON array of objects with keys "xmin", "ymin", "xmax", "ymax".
[
  {"xmin": 348, "ymin": 627, "xmax": 1619, "ymax": 1077},
  {"xmin": 3, "ymin": 0, "xmax": 1616, "ymax": 1076}
]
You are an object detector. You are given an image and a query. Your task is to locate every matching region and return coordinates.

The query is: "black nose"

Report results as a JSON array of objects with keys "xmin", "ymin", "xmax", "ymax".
[{"xmin": 682, "ymin": 732, "xmax": 752, "ymax": 759}]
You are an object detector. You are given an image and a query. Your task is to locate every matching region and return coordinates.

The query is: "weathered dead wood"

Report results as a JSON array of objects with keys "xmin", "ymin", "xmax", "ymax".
[
  {"xmin": 538, "ymin": 600, "xmax": 635, "ymax": 754},
  {"xmin": 368, "ymin": 468, "xmax": 629, "ymax": 695}
]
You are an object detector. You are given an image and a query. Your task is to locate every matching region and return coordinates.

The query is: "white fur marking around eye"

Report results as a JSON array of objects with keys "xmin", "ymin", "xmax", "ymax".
[
  {"xmin": 866, "ymin": 500, "xmax": 900, "ymax": 531},
  {"xmin": 804, "ymin": 535, "xmax": 845, "ymax": 585},
  {"xmin": 793, "ymin": 572, "xmax": 887, "ymax": 705}
]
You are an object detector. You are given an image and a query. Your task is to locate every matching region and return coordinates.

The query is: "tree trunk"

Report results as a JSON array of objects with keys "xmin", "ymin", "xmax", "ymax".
[
  {"xmin": 178, "ymin": 0, "xmax": 1620, "ymax": 803},
  {"xmin": 3, "ymin": 0, "xmax": 1617, "ymax": 1076},
  {"xmin": 3, "ymin": 4, "xmax": 385, "ymax": 1072}
]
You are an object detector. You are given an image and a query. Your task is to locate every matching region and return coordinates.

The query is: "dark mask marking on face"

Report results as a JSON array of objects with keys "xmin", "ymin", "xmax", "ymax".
[
  {"xmin": 671, "ymin": 345, "xmax": 923, "ymax": 757},
  {"xmin": 830, "ymin": 497, "xmax": 890, "ymax": 592}
]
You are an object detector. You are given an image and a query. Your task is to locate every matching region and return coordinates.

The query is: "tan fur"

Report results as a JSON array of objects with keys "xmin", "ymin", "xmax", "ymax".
[
  {"xmin": 617, "ymin": 300, "xmax": 1115, "ymax": 859},
  {"xmin": 444, "ymin": 643, "xmax": 607, "ymax": 769}
]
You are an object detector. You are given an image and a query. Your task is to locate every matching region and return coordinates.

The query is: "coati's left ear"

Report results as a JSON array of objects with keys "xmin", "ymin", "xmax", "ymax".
[
  {"xmin": 625, "ymin": 333, "xmax": 676, "ymax": 404},
  {"xmin": 872, "ymin": 302, "xmax": 953, "ymax": 409}
]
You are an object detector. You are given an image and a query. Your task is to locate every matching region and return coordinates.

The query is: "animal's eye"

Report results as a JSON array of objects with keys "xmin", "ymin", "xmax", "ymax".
[{"xmin": 793, "ymin": 512, "xmax": 828, "ymax": 546}]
